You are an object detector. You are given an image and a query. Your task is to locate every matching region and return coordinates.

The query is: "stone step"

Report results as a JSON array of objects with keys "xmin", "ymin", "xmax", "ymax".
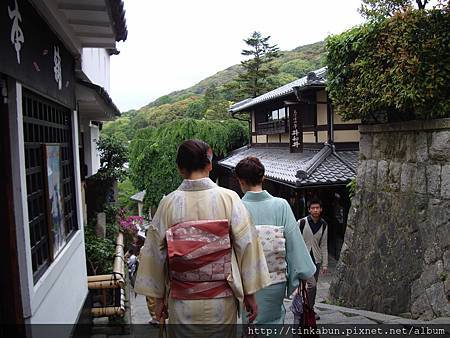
[{"xmin": 315, "ymin": 302, "xmax": 425, "ymax": 324}]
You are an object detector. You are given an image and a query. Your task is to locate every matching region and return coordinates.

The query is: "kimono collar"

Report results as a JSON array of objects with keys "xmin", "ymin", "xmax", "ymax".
[
  {"xmin": 242, "ymin": 190, "xmax": 272, "ymax": 202},
  {"xmin": 178, "ymin": 177, "xmax": 217, "ymax": 191}
]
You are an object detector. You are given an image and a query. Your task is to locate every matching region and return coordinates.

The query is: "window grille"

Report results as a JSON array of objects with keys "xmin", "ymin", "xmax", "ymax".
[{"xmin": 22, "ymin": 88, "xmax": 78, "ymax": 283}]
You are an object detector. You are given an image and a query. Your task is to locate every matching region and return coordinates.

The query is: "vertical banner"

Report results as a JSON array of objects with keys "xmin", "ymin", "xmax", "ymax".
[{"xmin": 289, "ymin": 105, "xmax": 303, "ymax": 153}]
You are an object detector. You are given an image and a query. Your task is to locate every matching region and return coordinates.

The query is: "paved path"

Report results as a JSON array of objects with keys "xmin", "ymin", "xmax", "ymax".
[
  {"xmin": 129, "ymin": 257, "xmax": 449, "ymax": 327},
  {"xmin": 130, "ymin": 291, "xmax": 152, "ymax": 324},
  {"xmin": 130, "ymin": 292, "xmax": 427, "ymax": 326}
]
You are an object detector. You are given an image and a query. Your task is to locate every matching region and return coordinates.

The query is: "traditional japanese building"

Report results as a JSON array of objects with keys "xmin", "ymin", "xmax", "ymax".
[
  {"xmin": 218, "ymin": 67, "xmax": 360, "ymax": 258},
  {"xmin": 0, "ymin": 0, "xmax": 127, "ymax": 333}
]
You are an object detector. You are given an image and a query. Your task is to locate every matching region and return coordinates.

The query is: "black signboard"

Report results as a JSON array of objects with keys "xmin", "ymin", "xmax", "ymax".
[
  {"xmin": 0, "ymin": 0, "xmax": 75, "ymax": 109},
  {"xmin": 289, "ymin": 105, "xmax": 303, "ymax": 153}
]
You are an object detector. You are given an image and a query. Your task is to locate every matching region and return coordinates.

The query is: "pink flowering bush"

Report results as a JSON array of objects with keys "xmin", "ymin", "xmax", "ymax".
[{"xmin": 118, "ymin": 209, "xmax": 143, "ymax": 233}]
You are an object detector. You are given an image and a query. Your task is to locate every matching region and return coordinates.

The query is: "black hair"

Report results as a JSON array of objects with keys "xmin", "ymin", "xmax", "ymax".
[
  {"xmin": 308, "ymin": 196, "xmax": 323, "ymax": 208},
  {"xmin": 176, "ymin": 139, "xmax": 212, "ymax": 173},
  {"xmin": 234, "ymin": 156, "xmax": 265, "ymax": 186}
]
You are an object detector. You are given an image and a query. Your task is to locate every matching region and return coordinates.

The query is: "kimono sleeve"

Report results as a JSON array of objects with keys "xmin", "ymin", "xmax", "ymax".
[
  {"xmin": 230, "ymin": 197, "xmax": 271, "ymax": 295},
  {"xmin": 134, "ymin": 198, "xmax": 169, "ymax": 299}
]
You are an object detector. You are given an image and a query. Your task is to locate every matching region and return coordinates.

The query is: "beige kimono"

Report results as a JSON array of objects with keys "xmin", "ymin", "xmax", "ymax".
[{"xmin": 134, "ymin": 178, "xmax": 271, "ymax": 329}]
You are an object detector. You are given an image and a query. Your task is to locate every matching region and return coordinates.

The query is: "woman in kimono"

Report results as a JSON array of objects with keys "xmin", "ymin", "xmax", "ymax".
[
  {"xmin": 234, "ymin": 156, "xmax": 316, "ymax": 324},
  {"xmin": 134, "ymin": 140, "xmax": 271, "ymax": 334}
]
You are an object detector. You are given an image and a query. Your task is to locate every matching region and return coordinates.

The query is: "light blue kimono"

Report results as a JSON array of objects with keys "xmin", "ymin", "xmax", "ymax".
[{"xmin": 242, "ymin": 190, "xmax": 316, "ymax": 324}]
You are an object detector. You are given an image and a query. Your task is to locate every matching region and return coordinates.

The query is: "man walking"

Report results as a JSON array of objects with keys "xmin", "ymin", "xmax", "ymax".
[{"xmin": 298, "ymin": 197, "xmax": 328, "ymax": 318}]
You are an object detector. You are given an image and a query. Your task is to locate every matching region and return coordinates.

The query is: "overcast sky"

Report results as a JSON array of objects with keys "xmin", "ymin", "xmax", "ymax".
[{"xmin": 110, "ymin": 0, "xmax": 365, "ymax": 112}]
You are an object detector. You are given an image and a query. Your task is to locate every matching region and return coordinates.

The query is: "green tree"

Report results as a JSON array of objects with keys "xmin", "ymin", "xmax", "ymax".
[
  {"xmin": 236, "ymin": 31, "xmax": 281, "ymax": 98},
  {"xmin": 96, "ymin": 134, "xmax": 128, "ymax": 181},
  {"xmin": 84, "ymin": 224, "xmax": 115, "ymax": 275},
  {"xmin": 129, "ymin": 110, "xmax": 150, "ymax": 133},
  {"xmin": 279, "ymin": 59, "xmax": 313, "ymax": 78},
  {"xmin": 117, "ymin": 177, "xmax": 139, "ymax": 212},
  {"xmin": 185, "ymin": 99, "xmax": 206, "ymax": 119},
  {"xmin": 129, "ymin": 118, "xmax": 248, "ymax": 208},
  {"xmin": 326, "ymin": 8, "xmax": 450, "ymax": 121},
  {"xmin": 102, "ymin": 116, "xmax": 135, "ymax": 141},
  {"xmin": 204, "ymin": 101, "xmax": 231, "ymax": 120},
  {"xmin": 202, "ymin": 85, "xmax": 232, "ymax": 120},
  {"xmin": 143, "ymin": 96, "xmax": 200, "ymax": 127},
  {"xmin": 203, "ymin": 84, "xmax": 220, "ymax": 108},
  {"xmin": 359, "ymin": 0, "xmax": 445, "ymax": 18}
]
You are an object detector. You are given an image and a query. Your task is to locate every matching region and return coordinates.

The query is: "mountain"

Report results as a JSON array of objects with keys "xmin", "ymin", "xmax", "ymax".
[
  {"xmin": 141, "ymin": 40, "xmax": 325, "ymax": 110},
  {"xmin": 104, "ymin": 40, "xmax": 326, "ymax": 140}
]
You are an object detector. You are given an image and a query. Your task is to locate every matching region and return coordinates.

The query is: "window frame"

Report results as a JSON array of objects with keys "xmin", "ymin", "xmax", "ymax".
[
  {"xmin": 255, "ymin": 104, "xmax": 289, "ymax": 135},
  {"xmin": 22, "ymin": 88, "xmax": 78, "ymax": 283}
]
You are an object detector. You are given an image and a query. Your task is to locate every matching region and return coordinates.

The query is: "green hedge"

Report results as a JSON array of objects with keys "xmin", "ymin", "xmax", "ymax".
[{"xmin": 326, "ymin": 9, "xmax": 450, "ymax": 122}]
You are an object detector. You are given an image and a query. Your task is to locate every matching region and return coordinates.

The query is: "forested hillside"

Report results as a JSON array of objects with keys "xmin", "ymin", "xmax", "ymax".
[{"xmin": 103, "ymin": 40, "xmax": 326, "ymax": 141}]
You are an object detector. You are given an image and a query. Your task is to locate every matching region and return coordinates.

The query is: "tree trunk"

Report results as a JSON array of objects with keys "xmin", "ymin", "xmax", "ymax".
[{"xmin": 415, "ymin": 0, "xmax": 427, "ymax": 9}]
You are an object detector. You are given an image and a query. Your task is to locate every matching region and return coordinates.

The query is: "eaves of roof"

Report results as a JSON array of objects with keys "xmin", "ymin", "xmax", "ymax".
[
  {"xmin": 218, "ymin": 143, "xmax": 357, "ymax": 188},
  {"xmin": 107, "ymin": 0, "xmax": 128, "ymax": 42},
  {"xmin": 77, "ymin": 79, "xmax": 121, "ymax": 118},
  {"xmin": 130, "ymin": 190, "xmax": 146, "ymax": 203},
  {"xmin": 229, "ymin": 67, "xmax": 327, "ymax": 114}
]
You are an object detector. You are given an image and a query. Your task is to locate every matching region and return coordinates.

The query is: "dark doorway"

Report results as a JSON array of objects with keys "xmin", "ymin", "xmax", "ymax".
[
  {"xmin": 0, "ymin": 77, "xmax": 25, "ymax": 337},
  {"xmin": 305, "ymin": 187, "xmax": 350, "ymax": 259}
]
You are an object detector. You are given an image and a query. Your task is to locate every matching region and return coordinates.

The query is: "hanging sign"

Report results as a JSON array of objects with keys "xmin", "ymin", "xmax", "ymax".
[
  {"xmin": 0, "ymin": 0, "xmax": 75, "ymax": 108},
  {"xmin": 289, "ymin": 105, "xmax": 303, "ymax": 153}
]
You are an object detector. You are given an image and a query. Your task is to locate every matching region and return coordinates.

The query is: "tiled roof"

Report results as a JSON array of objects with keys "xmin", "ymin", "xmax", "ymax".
[
  {"xmin": 335, "ymin": 151, "xmax": 358, "ymax": 172},
  {"xmin": 77, "ymin": 79, "xmax": 121, "ymax": 117},
  {"xmin": 219, "ymin": 145, "xmax": 357, "ymax": 187},
  {"xmin": 108, "ymin": 0, "xmax": 128, "ymax": 42},
  {"xmin": 230, "ymin": 67, "xmax": 327, "ymax": 113}
]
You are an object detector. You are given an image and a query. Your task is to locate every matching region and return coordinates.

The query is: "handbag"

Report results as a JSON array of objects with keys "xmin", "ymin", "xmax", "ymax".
[
  {"xmin": 290, "ymin": 287, "xmax": 303, "ymax": 320},
  {"xmin": 300, "ymin": 280, "xmax": 319, "ymax": 338}
]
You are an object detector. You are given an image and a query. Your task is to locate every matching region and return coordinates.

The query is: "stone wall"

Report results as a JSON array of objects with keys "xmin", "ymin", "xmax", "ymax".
[{"xmin": 330, "ymin": 118, "xmax": 450, "ymax": 320}]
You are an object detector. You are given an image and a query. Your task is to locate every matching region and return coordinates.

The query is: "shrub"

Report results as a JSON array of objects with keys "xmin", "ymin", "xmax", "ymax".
[
  {"xmin": 84, "ymin": 224, "xmax": 115, "ymax": 275},
  {"xmin": 117, "ymin": 178, "xmax": 139, "ymax": 212},
  {"xmin": 96, "ymin": 135, "xmax": 128, "ymax": 181},
  {"xmin": 326, "ymin": 8, "xmax": 450, "ymax": 122}
]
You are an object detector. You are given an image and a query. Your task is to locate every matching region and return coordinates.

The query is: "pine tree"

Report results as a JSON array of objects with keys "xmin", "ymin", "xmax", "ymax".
[{"xmin": 236, "ymin": 31, "xmax": 281, "ymax": 98}]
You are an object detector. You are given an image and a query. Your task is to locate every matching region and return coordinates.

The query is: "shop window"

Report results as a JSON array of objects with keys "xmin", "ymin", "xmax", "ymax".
[
  {"xmin": 22, "ymin": 89, "xmax": 78, "ymax": 283},
  {"xmin": 256, "ymin": 106, "xmax": 288, "ymax": 134}
]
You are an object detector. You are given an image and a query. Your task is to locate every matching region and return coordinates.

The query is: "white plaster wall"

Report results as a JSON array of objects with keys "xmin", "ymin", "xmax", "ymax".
[
  {"xmin": 280, "ymin": 133, "xmax": 289, "ymax": 143},
  {"xmin": 29, "ymin": 235, "xmax": 88, "ymax": 324},
  {"xmin": 82, "ymin": 121, "xmax": 101, "ymax": 177},
  {"xmin": 316, "ymin": 90, "xmax": 328, "ymax": 125},
  {"xmin": 90, "ymin": 125, "xmax": 101, "ymax": 175},
  {"xmin": 81, "ymin": 48, "xmax": 110, "ymax": 92},
  {"xmin": 303, "ymin": 132, "xmax": 316, "ymax": 143}
]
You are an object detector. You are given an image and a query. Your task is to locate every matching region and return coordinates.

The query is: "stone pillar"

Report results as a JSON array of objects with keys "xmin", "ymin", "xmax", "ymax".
[
  {"xmin": 95, "ymin": 212, "xmax": 106, "ymax": 238},
  {"xmin": 330, "ymin": 118, "xmax": 450, "ymax": 320}
]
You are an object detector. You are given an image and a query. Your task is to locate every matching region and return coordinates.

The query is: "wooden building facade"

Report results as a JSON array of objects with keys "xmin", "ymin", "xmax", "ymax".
[
  {"xmin": 0, "ymin": 0, "xmax": 127, "ymax": 334},
  {"xmin": 218, "ymin": 68, "xmax": 360, "ymax": 259}
]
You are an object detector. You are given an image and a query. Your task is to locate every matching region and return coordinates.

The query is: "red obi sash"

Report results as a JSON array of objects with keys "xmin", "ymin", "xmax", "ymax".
[{"xmin": 166, "ymin": 220, "xmax": 233, "ymax": 300}]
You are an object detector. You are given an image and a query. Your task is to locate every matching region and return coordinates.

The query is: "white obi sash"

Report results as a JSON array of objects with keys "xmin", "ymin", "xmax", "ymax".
[{"xmin": 255, "ymin": 225, "xmax": 287, "ymax": 285}]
